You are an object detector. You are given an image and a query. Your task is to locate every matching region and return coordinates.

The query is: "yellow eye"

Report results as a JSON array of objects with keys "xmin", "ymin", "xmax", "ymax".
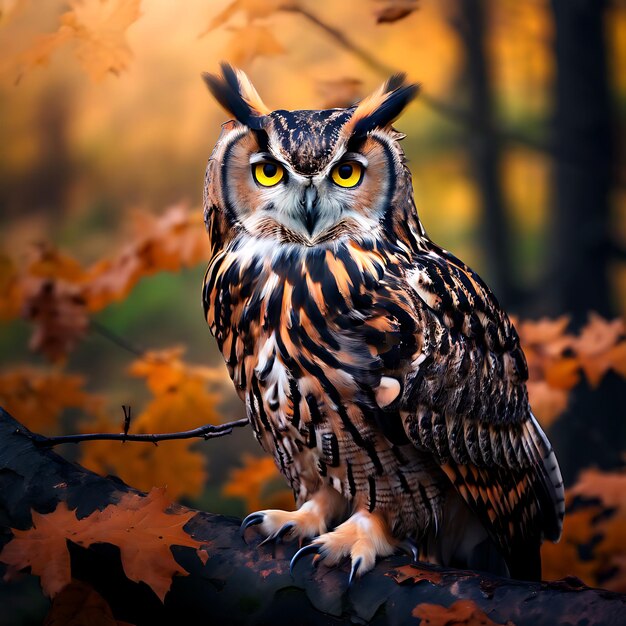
[
  {"xmin": 331, "ymin": 162, "xmax": 363, "ymax": 188},
  {"xmin": 253, "ymin": 161, "xmax": 284, "ymax": 187}
]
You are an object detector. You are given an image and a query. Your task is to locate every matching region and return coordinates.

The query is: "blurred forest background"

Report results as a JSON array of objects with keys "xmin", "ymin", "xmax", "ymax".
[{"xmin": 0, "ymin": 0, "xmax": 625, "ymax": 621}]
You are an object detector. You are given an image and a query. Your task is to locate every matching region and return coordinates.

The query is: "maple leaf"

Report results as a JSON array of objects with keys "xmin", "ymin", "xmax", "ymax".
[
  {"xmin": 14, "ymin": 0, "xmax": 142, "ymax": 82},
  {"xmin": 0, "ymin": 501, "xmax": 79, "ymax": 597},
  {"xmin": 412, "ymin": 599, "xmax": 509, "ymax": 626},
  {"xmin": 82, "ymin": 489, "xmax": 205, "ymax": 602},
  {"xmin": 0, "ymin": 489, "xmax": 207, "ymax": 602},
  {"xmin": 572, "ymin": 313, "xmax": 626, "ymax": 387},
  {"xmin": 84, "ymin": 206, "xmax": 208, "ymax": 312},
  {"xmin": 0, "ymin": 367, "xmax": 101, "ymax": 433},
  {"xmin": 80, "ymin": 347, "xmax": 224, "ymax": 499},
  {"xmin": 542, "ymin": 469, "xmax": 626, "ymax": 592},
  {"xmin": 373, "ymin": 0, "xmax": 419, "ymax": 24},
  {"xmin": 223, "ymin": 454, "xmax": 291, "ymax": 512}
]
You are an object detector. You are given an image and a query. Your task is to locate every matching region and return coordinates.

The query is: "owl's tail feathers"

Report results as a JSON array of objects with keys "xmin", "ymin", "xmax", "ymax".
[{"xmin": 525, "ymin": 413, "xmax": 566, "ymax": 543}]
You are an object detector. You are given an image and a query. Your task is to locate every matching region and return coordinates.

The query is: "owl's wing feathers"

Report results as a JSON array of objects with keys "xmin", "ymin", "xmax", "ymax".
[{"xmin": 395, "ymin": 243, "xmax": 564, "ymax": 578}]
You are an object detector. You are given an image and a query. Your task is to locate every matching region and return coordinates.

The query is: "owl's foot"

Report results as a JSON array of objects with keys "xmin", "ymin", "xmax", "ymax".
[
  {"xmin": 290, "ymin": 510, "xmax": 396, "ymax": 582},
  {"xmin": 240, "ymin": 487, "xmax": 345, "ymax": 544}
]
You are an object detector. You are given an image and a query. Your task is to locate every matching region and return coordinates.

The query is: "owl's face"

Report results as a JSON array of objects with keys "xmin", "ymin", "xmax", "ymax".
[{"xmin": 203, "ymin": 65, "xmax": 421, "ymax": 250}]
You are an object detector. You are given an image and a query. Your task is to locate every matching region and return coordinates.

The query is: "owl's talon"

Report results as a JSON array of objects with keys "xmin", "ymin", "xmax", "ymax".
[
  {"xmin": 348, "ymin": 557, "xmax": 363, "ymax": 586},
  {"xmin": 258, "ymin": 520, "xmax": 297, "ymax": 546},
  {"xmin": 240, "ymin": 512, "xmax": 264, "ymax": 536},
  {"xmin": 290, "ymin": 544, "xmax": 320, "ymax": 575},
  {"xmin": 399, "ymin": 538, "xmax": 419, "ymax": 562}
]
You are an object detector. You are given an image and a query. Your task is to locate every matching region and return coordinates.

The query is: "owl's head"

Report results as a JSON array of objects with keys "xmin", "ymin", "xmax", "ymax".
[{"xmin": 203, "ymin": 64, "xmax": 423, "ymax": 252}]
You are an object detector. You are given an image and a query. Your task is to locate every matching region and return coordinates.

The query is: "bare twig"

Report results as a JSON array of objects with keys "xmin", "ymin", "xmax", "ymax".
[
  {"xmin": 90, "ymin": 319, "xmax": 145, "ymax": 357},
  {"xmin": 29, "ymin": 418, "xmax": 249, "ymax": 448},
  {"xmin": 284, "ymin": 5, "xmax": 555, "ymax": 154}
]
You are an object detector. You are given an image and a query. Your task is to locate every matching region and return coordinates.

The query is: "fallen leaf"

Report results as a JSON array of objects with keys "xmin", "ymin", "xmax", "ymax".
[
  {"xmin": 0, "ymin": 502, "xmax": 79, "ymax": 597},
  {"xmin": 412, "ymin": 599, "xmax": 509, "ymax": 626},
  {"xmin": 388, "ymin": 563, "xmax": 443, "ymax": 585},
  {"xmin": 83, "ymin": 489, "xmax": 204, "ymax": 602},
  {"xmin": 0, "ymin": 489, "xmax": 207, "ymax": 602}
]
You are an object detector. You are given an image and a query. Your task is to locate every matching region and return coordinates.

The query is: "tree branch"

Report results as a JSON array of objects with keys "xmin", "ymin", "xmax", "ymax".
[
  {"xmin": 28, "ymin": 418, "xmax": 249, "ymax": 448},
  {"xmin": 1, "ymin": 406, "xmax": 625, "ymax": 625}
]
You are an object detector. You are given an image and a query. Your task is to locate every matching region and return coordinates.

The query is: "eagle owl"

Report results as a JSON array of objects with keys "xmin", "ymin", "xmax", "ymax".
[{"xmin": 202, "ymin": 64, "xmax": 564, "ymax": 581}]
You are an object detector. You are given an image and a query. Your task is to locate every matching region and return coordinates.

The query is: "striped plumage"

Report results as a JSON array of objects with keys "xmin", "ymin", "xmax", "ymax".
[{"xmin": 202, "ymin": 64, "xmax": 564, "ymax": 581}]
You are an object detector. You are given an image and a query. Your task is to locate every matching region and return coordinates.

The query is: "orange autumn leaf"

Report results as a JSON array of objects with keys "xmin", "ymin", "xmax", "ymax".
[
  {"xmin": 223, "ymin": 454, "xmax": 291, "ymax": 512},
  {"xmin": 0, "ymin": 367, "xmax": 101, "ymax": 433},
  {"xmin": 13, "ymin": 0, "xmax": 142, "ymax": 82},
  {"xmin": 0, "ymin": 501, "xmax": 79, "ymax": 596},
  {"xmin": 3, "ymin": 206, "xmax": 208, "ymax": 361},
  {"xmin": 0, "ymin": 489, "xmax": 207, "ymax": 602},
  {"xmin": 412, "ymin": 599, "xmax": 509, "ymax": 626},
  {"xmin": 388, "ymin": 563, "xmax": 444, "ymax": 585},
  {"xmin": 83, "ymin": 206, "xmax": 208, "ymax": 312},
  {"xmin": 80, "ymin": 348, "xmax": 224, "ymax": 499},
  {"xmin": 542, "ymin": 469, "xmax": 626, "ymax": 592},
  {"xmin": 0, "ymin": 254, "xmax": 24, "ymax": 320},
  {"xmin": 572, "ymin": 313, "xmax": 626, "ymax": 387},
  {"xmin": 526, "ymin": 381, "xmax": 569, "ymax": 428}
]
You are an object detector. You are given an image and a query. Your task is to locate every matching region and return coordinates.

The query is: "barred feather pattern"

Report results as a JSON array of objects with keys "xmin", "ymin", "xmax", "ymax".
[{"xmin": 203, "ymin": 228, "xmax": 564, "ymax": 578}]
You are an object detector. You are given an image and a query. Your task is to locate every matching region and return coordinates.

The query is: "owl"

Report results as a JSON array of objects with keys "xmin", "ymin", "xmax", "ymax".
[{"xmin": 201, "ymin": 64, "xmax": 564, "ymax": 582}]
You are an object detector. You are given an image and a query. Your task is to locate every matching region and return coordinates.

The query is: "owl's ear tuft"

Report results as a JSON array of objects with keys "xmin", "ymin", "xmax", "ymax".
[
  {"xmin": 346, "ymin": 73, "xmax": 419, "ymax": 137},
  {"xmin": 203, "ymin": 63, "xmax": 270, "ymax": 130}
]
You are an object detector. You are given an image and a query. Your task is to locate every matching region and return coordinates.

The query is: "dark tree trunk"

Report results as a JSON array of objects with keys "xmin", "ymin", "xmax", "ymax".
[
  {"xmin": 545, "ymin": 0, "xmax": 615, "ymax": 323},
  {"xmin": 546, "ymin": 0, "xmax": 624, "ymax": 486},
  {"xmin": 0, "ymin": 408, "xmax": 625, "ymax": 626},
  {"xmin": 455, "ymin": 0, "xmax": 517, "ymax": 309}
]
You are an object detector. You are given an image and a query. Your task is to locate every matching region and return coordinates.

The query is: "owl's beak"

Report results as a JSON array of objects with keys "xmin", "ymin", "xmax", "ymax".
[{"xmin": 301, "ymin": 185, "xmax": 320, "ymax": 237}]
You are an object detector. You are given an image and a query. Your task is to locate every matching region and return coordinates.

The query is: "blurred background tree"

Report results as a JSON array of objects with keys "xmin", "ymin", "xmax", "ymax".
[{"xmin": 0, "ymin": 0, "xmax": 625, "ymax": 621}]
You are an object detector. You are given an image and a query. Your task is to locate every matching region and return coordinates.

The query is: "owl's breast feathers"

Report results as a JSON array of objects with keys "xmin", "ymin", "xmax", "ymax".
[{"xmin": 203, "ymin": 235, "xmax": 564, "ymax": 579}]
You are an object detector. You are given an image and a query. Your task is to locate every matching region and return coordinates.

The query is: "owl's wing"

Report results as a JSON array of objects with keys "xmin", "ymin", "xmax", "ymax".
[{"xmin": 397, "ymin": 243, "xmax": 564, "ymax": 580}]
